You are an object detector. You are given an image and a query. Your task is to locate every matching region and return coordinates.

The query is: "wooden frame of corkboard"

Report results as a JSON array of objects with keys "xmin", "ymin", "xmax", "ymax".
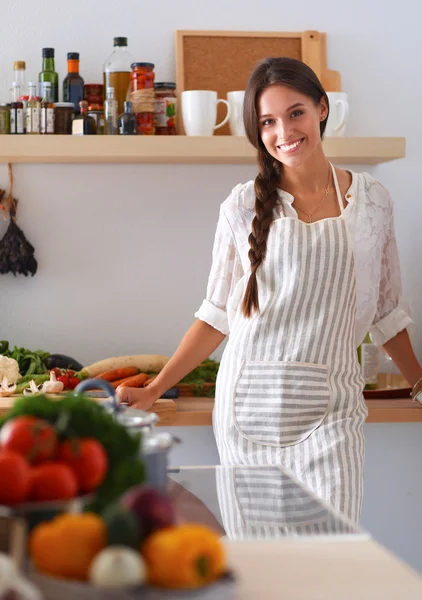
[{"xmin": 175, "ymin": 30, "xmax": 341, "ymax": 135}]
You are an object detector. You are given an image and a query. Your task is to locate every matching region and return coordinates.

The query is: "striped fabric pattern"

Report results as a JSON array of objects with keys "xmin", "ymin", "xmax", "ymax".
[
  {"xmin": 213, "ymin": 165, "xmax": 368, "ymax": 526},
  {"xmin": 234, "ymin": 362, "xmax": 330, "ymax": 446},
  {"xmin": 216, "ymin": 466, "xmax": 360, "ymax": 539}
]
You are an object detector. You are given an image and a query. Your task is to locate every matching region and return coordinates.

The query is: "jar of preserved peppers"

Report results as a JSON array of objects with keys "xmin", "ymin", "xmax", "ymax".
[
  {"xmin": 84, "ymin": 84, "xmax": 104, "ymax": 106},
  {"xmin": 154, "ymin": 82, "xmax": 177, "ymax": 135},
  {"xmin": 130, "ymin": 62, "xmax": 155, "ymax": 135}
]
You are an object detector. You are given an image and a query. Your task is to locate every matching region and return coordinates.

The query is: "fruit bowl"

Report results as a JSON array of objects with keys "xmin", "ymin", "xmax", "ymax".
[
  {"xmin": 0, "ymin": 493, "xmax": 94, "ymax": 528},
  {"xmin": 0, "ymin": 494, "xmax": 94, "ymax": 569},
  {"xmin": 29, "ymin": 569, "xmax": 236, "ymax": 600}
]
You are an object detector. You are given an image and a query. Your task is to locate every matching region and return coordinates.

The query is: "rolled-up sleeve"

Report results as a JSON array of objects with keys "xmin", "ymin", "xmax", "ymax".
[
  {"xmin": 369, "ymin": 190, "xmax": 413, "ymax": 346},
  {"xmin": 195, "ymin": 205, "xmax": 244, "ymax": 335}
]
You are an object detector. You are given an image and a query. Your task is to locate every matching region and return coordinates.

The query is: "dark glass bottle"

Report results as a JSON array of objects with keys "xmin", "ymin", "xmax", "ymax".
[
  {"xmin": 118, "ymin": 101, "xmax": 136, "ymax": 135},
  {"xmin": 72, "ymin": 100, "xmax": 96, "ymax": 135},
  {"xmin": 39, "ymin": 48, "xmax": 59, "ymax": 103},
  {"xmin": 63, "ymin": 52, "xmax": 84, "ymax": 115}
]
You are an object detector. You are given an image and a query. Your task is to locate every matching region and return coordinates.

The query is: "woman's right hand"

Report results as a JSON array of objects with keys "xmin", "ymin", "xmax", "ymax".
[{"xmin": 116, "ymin": 384, "xmax": 160, "ymax": 411}]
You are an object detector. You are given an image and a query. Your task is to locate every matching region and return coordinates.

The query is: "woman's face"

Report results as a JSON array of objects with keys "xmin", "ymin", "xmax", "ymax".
[{"xmin": 257, "ymin": 84, "xmax": 328, "ymax": 167}]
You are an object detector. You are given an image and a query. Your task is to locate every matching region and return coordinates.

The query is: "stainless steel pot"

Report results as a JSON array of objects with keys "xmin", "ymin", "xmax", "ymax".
[
  {"xmin": 74, "ymin": 378, "xmax": 158, "ymax": 431},
  {"xmin": 74, "ymin": 378, "xmax": 180, "ymax": 491},
  {"xmin": 142, "ymin": 431, "xmax": 181, "ymax": 493}
]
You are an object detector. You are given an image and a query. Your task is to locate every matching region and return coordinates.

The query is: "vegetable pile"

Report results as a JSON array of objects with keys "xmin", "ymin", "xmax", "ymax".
[
  {"xmin": 0, "ymin": 393, "xmax": 145, "ymax": 512},
  {"xmin": 0, "ymin": 341, "xmax": 50, "ymax": 378},
  {"xmin": 29, "ymin": 484, "xmax": 226, "ymax": 590}
]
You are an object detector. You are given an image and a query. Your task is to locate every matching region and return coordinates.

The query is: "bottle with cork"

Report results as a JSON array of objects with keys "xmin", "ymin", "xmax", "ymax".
[{"xmin": 63, "ymin": 53, "xmax": 84, "ymax": 114}]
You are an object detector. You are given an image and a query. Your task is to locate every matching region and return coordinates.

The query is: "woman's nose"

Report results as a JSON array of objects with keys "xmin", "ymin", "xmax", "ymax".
[{"xmin": 275, "ymin": 120, "xmax": 293, "ymax": 141}]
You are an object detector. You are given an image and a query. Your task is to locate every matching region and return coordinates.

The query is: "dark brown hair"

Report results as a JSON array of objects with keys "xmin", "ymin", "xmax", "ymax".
[{"xmin": 241, "ymin": 57, "xmax": 329, "ymax": 317}]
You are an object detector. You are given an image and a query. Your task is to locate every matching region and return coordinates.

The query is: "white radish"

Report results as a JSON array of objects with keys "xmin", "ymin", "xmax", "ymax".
[{"xmin": 82, "ymin": 355, "xmax": 169, "ymax": 377}]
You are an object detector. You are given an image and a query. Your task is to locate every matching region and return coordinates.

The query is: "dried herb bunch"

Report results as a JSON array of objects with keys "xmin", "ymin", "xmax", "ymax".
[{"xmin": 0, "ymin": 164, "xmax": 37, "ymax": 276}]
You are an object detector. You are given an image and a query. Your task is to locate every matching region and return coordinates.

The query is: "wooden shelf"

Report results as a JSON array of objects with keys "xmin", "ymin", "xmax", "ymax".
[{"xmin": 0, "ymin": 135, "xmax": 405, "ymax": 165}]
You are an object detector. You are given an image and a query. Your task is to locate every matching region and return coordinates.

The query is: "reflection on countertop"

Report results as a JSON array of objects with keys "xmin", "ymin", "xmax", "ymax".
[{"xmin": 167, "ymin": 465, "xmax": 364, "ymax": 540}]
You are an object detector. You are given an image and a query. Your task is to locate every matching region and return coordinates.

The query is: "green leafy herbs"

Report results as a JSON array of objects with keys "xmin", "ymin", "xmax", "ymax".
[
  {"xmin": 178, "ymin": 359, "xmax": 219, "ymax": 396},
  {"xmin": 0, "ymin": 393, "xmax": 145, "ymax": 512},
  {"xmin": 89, "ymin": 457, "xmax": 146, "ymax": 513},
  {"xmin": 0, "ymin": 340, "xmax": 50, "ymax": 377}
]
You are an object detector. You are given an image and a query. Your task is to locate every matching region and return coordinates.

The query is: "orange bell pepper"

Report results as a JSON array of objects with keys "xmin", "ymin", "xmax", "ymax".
[{"xmin": 142, "ymin": 524, "xmax": 225, "ymax": 589}]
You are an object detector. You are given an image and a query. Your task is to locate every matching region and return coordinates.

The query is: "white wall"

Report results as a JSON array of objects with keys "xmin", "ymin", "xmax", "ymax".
[
  {"xmin": 1, "ymin": 0, "xmax": 422, "ymax": 574},
  {"xmin": 0, "ymin": 0, "xmax": 421, "ymax": 363}
]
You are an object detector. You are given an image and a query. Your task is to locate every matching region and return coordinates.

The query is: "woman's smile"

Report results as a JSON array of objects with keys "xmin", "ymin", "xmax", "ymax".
[{"xmin": 276, "ymin": 137, "xmax": 305, "ymax": 154}]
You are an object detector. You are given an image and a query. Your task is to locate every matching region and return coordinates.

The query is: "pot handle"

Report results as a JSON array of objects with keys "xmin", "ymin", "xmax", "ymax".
[{"xmin": 74, "ymin": 378, "xmax": 120, "ymax": 414}]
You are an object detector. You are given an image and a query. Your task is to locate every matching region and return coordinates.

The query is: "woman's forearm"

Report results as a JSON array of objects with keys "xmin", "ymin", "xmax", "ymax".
[
  {"xmin": 148, "ymin": 319, "xmax": 226, "ymax": 399},
  {"xmin": 382, "ymin": 328, "xmax": 422, "ymax": 387}
]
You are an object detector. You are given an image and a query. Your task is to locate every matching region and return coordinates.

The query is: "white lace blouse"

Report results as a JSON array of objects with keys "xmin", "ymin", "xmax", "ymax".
[{"xmin": 195, "ymin": 171, "xmax": 412, "ymax": 348}]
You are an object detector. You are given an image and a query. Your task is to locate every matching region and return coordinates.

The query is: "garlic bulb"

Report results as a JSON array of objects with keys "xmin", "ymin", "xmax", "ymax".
[{"xmin": 89, "ymin": 546, "xmax": 146, "ymax": 589}]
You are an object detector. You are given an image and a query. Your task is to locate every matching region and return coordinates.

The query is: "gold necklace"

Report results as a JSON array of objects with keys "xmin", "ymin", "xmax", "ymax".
[{"xmin": 292, "ymin": 168, "xmax": 332, "ymax": 223}]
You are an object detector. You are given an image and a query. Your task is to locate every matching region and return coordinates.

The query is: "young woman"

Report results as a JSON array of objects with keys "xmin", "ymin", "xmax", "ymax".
[{"xmin": 118, "ymin": 57, "xmax": 422, "ymax": 524}]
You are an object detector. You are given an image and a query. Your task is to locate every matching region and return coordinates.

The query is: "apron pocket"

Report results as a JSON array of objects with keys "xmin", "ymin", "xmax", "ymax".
[{"xmin": 233, "ymin": 361, "xmax": 331, "ymax": 447}]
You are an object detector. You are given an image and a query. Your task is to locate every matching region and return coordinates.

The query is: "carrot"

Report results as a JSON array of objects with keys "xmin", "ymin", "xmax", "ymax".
[
  {"xmin": 117, "ymin": 373, "xmax": 150, "ymax": 388},
  {"xmin": 111, "ymin": 377, "xmax": 133, "ymax": 389},
  {"xmin": 144, "ymin": 375, "xmax": 157, "ymax": 387},
  {"xmin": 95, "ymin": 367, "xmax": 139, "ymax": 382}
]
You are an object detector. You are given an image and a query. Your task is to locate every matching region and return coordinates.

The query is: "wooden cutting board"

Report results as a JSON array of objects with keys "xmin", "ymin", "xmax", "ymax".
[{"xmin": 0, "ymin": 395, "xmax": 177, "ymax": 426}]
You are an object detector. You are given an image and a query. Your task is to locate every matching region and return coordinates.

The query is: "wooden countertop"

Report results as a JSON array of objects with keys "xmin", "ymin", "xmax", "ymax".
[
  {"xmin": 170, "ymin": 396, "xmax": 422, "ymax": 425},
  {"xmin": 1, "ymin": 395, "xmax": 421, "ymax": 425}
]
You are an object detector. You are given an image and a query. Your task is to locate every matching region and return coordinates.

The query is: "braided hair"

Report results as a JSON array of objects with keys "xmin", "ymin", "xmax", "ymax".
[{"xmin": 242, "ymin": 57, "xmax": 329, "ymax": 317}]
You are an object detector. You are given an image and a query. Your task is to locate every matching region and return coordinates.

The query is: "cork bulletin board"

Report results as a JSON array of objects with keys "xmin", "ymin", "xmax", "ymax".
[{"xmin": 175, "ymin": 30, "xmax": 341, "ymax": 135}]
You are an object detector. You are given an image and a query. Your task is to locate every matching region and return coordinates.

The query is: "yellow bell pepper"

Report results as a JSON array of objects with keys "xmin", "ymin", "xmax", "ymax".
[
  {"xmin": 142, "ymin": 524, "xmax": 225, "ymax": 589},
  {"xmin": 29, "ymin": 513, "xmax": 106, "ymax": 580}
]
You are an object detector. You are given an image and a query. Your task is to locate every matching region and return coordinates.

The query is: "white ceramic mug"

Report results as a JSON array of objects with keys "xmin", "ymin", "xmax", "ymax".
[
  {"xmin": 227, "ymin": 90, "xmax": 246, "ymax": 136},
  {"xmin": 325, "ymin": 92, "xmax": 350, "ymax": 137},
  {"xmin": 181, "ymin": 90, "xmax": 231, "ymax": 136}
]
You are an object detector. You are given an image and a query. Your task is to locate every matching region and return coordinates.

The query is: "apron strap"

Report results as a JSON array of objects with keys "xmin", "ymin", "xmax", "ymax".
[{"xmin": 329, "ymin": 162, "xmax": 344, "ymax": 214}]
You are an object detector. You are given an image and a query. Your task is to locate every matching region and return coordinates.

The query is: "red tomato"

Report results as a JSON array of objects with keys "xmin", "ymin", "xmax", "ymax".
[
  {"xmin": 0, "ymin": 451, "xmax": 31, "ymax": 505},
  {"xmin": 58, "ymin": 438, "xmax": 108, "ymax": 492},
  {"xmin": 30, "ymin": 462, "xmax": 78, "ymax": 502},
  {"xmin": 67, "ymin": 376, "xmax": 80, "ymax": 390},
  {"xmin": 57, "ymin": 375, "xmax": 70, "ymax": 389},
  {"xmin": 0, "ymin": 416, "xmax": 57, "ymax": 464}
]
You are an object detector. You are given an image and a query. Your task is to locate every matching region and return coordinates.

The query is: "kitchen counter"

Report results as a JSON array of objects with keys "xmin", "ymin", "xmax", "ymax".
[
  {"xmin": 1, "ymin": 395, "xmax": 421, "ymax": 424},
  {"xmin": 170, "ymin": 396, "xmax": 422, "ymax": 425},
  {"xmin": 167, "ymin": 465, "xmax": 422, "ymax": 598}
]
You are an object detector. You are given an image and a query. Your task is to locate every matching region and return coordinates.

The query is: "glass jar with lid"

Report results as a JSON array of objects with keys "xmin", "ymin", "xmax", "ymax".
[
  {"xmin": 154, "ymin": 82, "xmax": 176, "ymax": 135},
  {"xmin": 53, "ymin": 102, "xmax": 75, "ymax": 134},
  {"xmin": 129, "ymin": 62, "xmax": 155, "ymax": 135}
]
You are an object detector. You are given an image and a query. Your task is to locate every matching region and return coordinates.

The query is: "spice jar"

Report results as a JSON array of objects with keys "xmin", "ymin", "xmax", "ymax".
[
  {"xmin": 0, "ymin": 104, "xmax": 10, "ymax": 134},
  {"xmin": 84, "ymin": 84, "xmax": 104, "ymax": 107},
  {"xmin": 53, "ymin": 102, "xmax": 75, "ymax": 134},
  {"xmin": 154, "ymin": 83, "xmax": 177, "ymax": 135},
  {"xmin": 130, "ymin": 62, "xmax": 155, "ymax": 135},
  {"xmin": 87, "ymin": 103, "xmax": 105, "ymax": 135}
]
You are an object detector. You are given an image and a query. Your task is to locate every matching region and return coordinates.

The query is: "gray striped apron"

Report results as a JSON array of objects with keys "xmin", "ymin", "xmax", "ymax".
[
  {"xmin": 216, "ymin": 466, "xmax": 359, "ymax": 539},
  {"xmin": 213, "ymin": 164, "xmax": 368, "ymax": 524}
]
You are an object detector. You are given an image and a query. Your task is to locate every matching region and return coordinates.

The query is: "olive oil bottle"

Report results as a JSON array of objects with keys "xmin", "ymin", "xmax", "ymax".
[{"xmin": 357, "ymin": 332, "xmax": 379, "ymax": 390}]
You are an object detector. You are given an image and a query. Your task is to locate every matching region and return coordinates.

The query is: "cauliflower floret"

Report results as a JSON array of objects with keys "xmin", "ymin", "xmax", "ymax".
[{"xmin": 0, "ymin": 355, "xmax": 20, "ymax": 385}]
